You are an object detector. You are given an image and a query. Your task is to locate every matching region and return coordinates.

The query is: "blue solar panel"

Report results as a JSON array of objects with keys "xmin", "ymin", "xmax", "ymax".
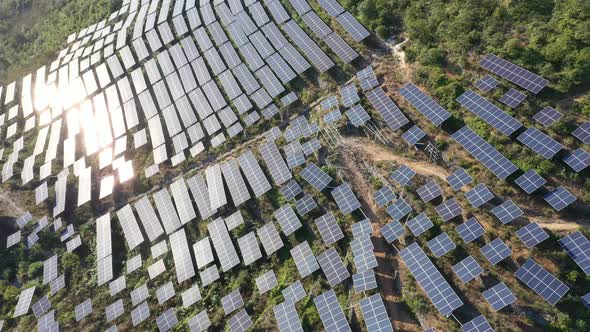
[
  {"xmin": 402, "ymin": 125, "xmax": 426, "ymax": 145},
  {"xmin": 544, "ymin": 186, "xmax": 576, "ymax": 211},
  {"xmin": 399, "ymin": 83, "xmax": 451, "ymax": 126},
  {"xmin": 452, "ymin": 256, "xmax": 484, "ymax": 283},
  {"xmin": 390, "ymin": 165, "xmax": 416, "ymax": 186},
  {"xmin": 300, "ymin": 162, "xmax": 333, "ymax": 191},
  {"xmin": 462, "ymin": 315, "xmax": 494, "ymax": 332},
  {"xmin": 480, "ymin": 239, "xmax": 512, "ymax": 265},
  {"xmin": 386, "ymin": 198, "xmax": 413, "ymax": 220},
  {"xmin": 582, "ymin": 292, "xmax": 590, "ymax": 309},
  {"xmin": 533, "ymin": 106, "xmax": 562, "ymax": 127},
  {"xmin": 399, "ymin": 243, "xmax": 463, "ymax": 316},
  {"xmin": 514, "ymin": 170, "xmax": 546, "ymax": 194},
  {"xmin": 366, "ymin": 87, "xmax": 409, "ymax": 130},
  {"xmin": 483, "ymin": 282, "xmax": 516, "ymax": 311},
  {"xmin": 558, "ymin": 231, "xmax": 590, "ymax": 276},
  {"xmin": 474, "ymin": 75, "xmax": 500, "ymax": 93},
  {"xmin": 435, "ymin": 198, "xmax": 462, "ymax": 222},
  {"xmin": 572, "ymin": 122, "xmax": 590, "ymax": 144},
  {"xmin": 451, "ymin": 126, "xmax": 518, "ymax": 179},
  {"xmin": 456, "ymin": 90, "xmax": 523, "ymax": 136},
  {"xmin": 406, "ymin": 213, "xmax": 433, "ymax": 237},
  {"xmin": 465, "ymin": 184, "xmax": 494, "ymax": 208},
  {"xmin": 516, "ymin": 223, "xmax": 549, "ymax": 248},
  {"xmin": 517, "ymin": 128, "xmax": 563, "ymax": 159},
  {"xmin": 491, "ymin": 200, "xmax": 523, "ymax": 224},
  {"xmin": 456, "ymin": 217, "xmax": 485, "ymax": 243},
  {"xmin": 498, "ymin": 88, "xmax": 526, "ymax": 108},
  {"xmin": 426, "ymin": 232, "xmax": 456, "ymax": 257},
  {"xmin": 479, "ymin": 54, "xmax": 549, "ymax": 94},
  {"xmin": 373, "ymin": 186, "xmax": 396, "ymax": 207},
  {"xmin": 446, "ymin": 168, "xmax": 473, "ymax": 191},
  {"xmin": 380, "ymin": 220, "xmax": 406, "ymax": 243},
  {"xmin": 515, "ymin": 258, "xmax": 570, "ymax": 305},
  {"xmin": 563, "ymin": 148, "xmax": 590, "ymax": 172},
  {"xmin": 416, "ymin": 180, "xmax": 442, "ymax": 203}
]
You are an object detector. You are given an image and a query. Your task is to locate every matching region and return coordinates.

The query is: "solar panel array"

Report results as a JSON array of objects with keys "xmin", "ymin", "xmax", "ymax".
[
  {"xmin": 516, "ymin": 223, "xmax": 549, "ymax": 248},
  {"xmin": 461, "ymin": 315, "xmax": 494, "ymax": 332},
  {"xmin": 498, "ymin": 88, "xmax": 527, "ymax": 108},
  {"xmin": 483, "ymin": 282, "xmax": 516, "ymax": 311},
  {"xmin": 558, "ymin": 231, "xmax": 590, "ymax": 275},
  {"xmin": 456, "ymin": 90, "xmax": 523, "ymax": 136},
  {"xmin": 474, "ymin": 75, "xmax": 500, "ymax": 93},
  {"xmin": 480, "ymin": 239, "xmax": 512, "ymax": 265},
  {"xmin": 399, "ymin": 243, "xmax": 463, "ymax": 316},
  {"xmin": 514, "ymin": 170, "xmax": 546, "ymax": 194},
  {"xmin": 452, "ymin": 256, "xmax": 484, "ymax": 283},
  {"xmin": 345, "ymin": 105, "xmax": 370, "ymax": 127},
  {"xmin": 358, "ymin": 294, "xmax": 393, "ymax": 332},
  {"xmin": 480, "ymin": 54, "xmax": 549, "ymax": 94},
  {"xmin": 399, "ymin": 83, "xmax": 451, "ymax": 126},
  {"xmin": 451, "ymin": 126, "xmax": 518, "ymax": 179},
  {"xmin": 544, "ymin": 186, "xmax": 576, "ymax": 211},
  {"xmin": 238, "ymin": 232, "xmax": 263, "ymax": 266},
  {"xmin": 313, "ymin": 289, "xmax": 351, "ymax": 332},
  {"xmin": 517, "ymin": 127, "xmax": 563, "ymax": 159},
  {"xmin": 491, "ymin": 200, "xmax": 523, "ymax": 224}
]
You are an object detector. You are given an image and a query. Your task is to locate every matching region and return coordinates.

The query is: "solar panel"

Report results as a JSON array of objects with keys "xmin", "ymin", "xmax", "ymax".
[
  {"xmin": 314, "ymin": 289, "xmax": 351, "ymax": 332},
  {"xmin": 358, "ymin": 294, "xmax": 394, "ymax": 332},
  {"xmin": 474, "ymin": 75, "xmax": 500, "ymax": 93},
  {"xmin": 274, "ymin": 204, "xmax": 302, "ymax": 236},
  {"xmin": 351, "ymin": 237, "xmax": 378, "ymax": 272},
  {"xmin": 435, "ymin": 199, "xmax": 462, "ymax": 222},
  {"xmin": 273, "ymin": 301, "xmax": 303, "ymax": 332},
  {"xmin": 572, "ymin": 122, "xmax": 590, "ymax": 144},
  {"xmin": 417, "ymin": 180, "xmax": 442, "ymax": 202},
  {"xmin": 291, "ymin": 241, "xmax": 319, "ymax": 278},
  {"xmin": 256, "ymin": 270, "xmax": 278, "ymax": 294},
  {"xmin": 257, "ymin": 222, "xmax": 284, "ymax": 256},
  {"xmin": 188, "ymin": 310, "xmax": 211, "ymax": 332},
  {"xmin": 563, "ymin": 148, "xmax": 590, "ymax": 172},
  {"xmin": 323, "ymin": 108, "xmax": 342, "ymax": 124},
  {"xmin": 461, "ymin": 315, "xmax": 494, "ymax": 332},
  {"xmin": 156, "ymin": 281, "xmax": 176, "ymax": 304},
  {"xmin": 156, "ymin": 308, "xmax": 178, "ymax": 332},
  {"xmin": 351, "ymin": 218, "xmax": 373, "ymax": 239},
  {"xmin": 315, "ymin": 212, "xmax": 344, "ymax": 245},
  {"xmin": 399, "ymin": 83, "xmax": 451, "ymax": 126},
  {"xmin": 517, "ymin": 127, "xmax": 563, "ymax": 159},
  {"xmin": 582, "ymin": 292, "xmax": 590, "ymax": 309},
  {"xmin": 295, "ymin": 193, "xmax": 317, "ymax": 216},
  {"xmin": 222, "ymin": 289, "xmax": 244, "ymax": 315},
  {"xmin": 300, "ymin": 163, "xmax": 334, "ymax": 193},
  {"xmin": 228, "ymin": 308, "xmax": 252, "ymax": 332},
  {"xmin": 200, "ymin": 265, "xmax": 220, "ymax": 286},
  {"xmin": 336, "ymin": 11, "xmax": 370, "ymax": 42},
  {"xmin": 280, "ymin": 180, "xmax": 302, "ymax": 201},
  {"xmin": 544, "ymin": 186, "xmax": 576, "ymax": 211},
  {"xmin": 446, "ymin": 168, "xmax": 472, "ymax": 191},
  {"xmin": 380, "ymin": 220, "xmax": 406, "ymax": 243},
  {"xmin": 259, "ymin": 141, "xmax": 292, "ymax": 186},
  {"xmin": 427, "ymin": 232, "xmax": 456, "ymax": 257},
  {"xmin": 331, "ymin": 183, "xmax": 361, "ymax": 215},
  {"xmin": 130, "ymin": 283, "xmax": 149, "ymax": 307},
  {"xmin": 402, "ymin": 125, "xmax": 426, "ymax": 145},
  {"xmin": 456, "ymin": 217, "xmax": 485, "ymax": 243},
  {"xmin": 390, "ymin": 165, "xmax": 416, "ymax": 186},
  {"xmin": 193, "ymin": 237, "xmax": 214, "ymax": 269},
  {"xmin": 483, "ymin": 282, "xmax": 516, "ymax": 311},
  {"xmin": 221, "ymin": 159, "xmax": 251, "ymax": 207},
  {"xmin": 169, "ymin": 228, "xmax": 196, "ymax": 283},
  {"xmin": 514, "ymin": 170, "xmax": 546, "ymax": 194},
  {"xmin": 340, "ymin": 83, "xmax": 360, "ymax": 108},
  {"xmin": 238, "ymin": 231, "xmax": 263, "ymax": 265},
  {"xmin": 282, "ymin": 280, "xmax": 307, "ymax": 304},
  {"xmin": 452, "ymin": 256, "xmax": 484, "ymax": 283},
  {"xmin": 105, "ymin": 299, "xmax": 124, "ymax": 322},
  {"xmin": 465, "ymin": 183, "xmax": 494, "ymax": 208},
  {"xmin": 345, "ymin": 104, "xmax": 370, "ymax": 127},
  {"xmin": 533, "ymin": 106, "xmax": 562, "ymax": 127},
  {"xmin": 207, "ymin": 218, "xmax": 240, "ymax": 272},
  {"xmin": 170, "ymin": 178, "xmax": 197, "ymax": 225},
  {"xmin": 237, "ymin": 150, "xmax": 272, "ymax": 198},
  {"xmin": 516, "ymin": 223, "xmax": 549, "ymax": 248},
  {"xmin": 480, "ymin": 54, "xmax": 549, "ymax": 94},
  {"xmin": 115, "ymin": 204, "xmax": 144, "ymax": 250},
  {"xmin": 32, "ymin": 296, "xmax": 51, "ymax": 318},
  {"xmin": 498, "ymin": 88, "xmax": 526, "ymax": 108},
  {"xmin": 516, "ymin": 258, "xmax": 570, "ymax": 305},
  {"xmin": 49, "ymin": 274, "xmax": 65, "ymax": 295},
  {"xmin": 153, "ymin": 188, "xmax": 182, "ymax": 234},
  {"xmin": 558, "ymin": 231, "xmax": 590, "ymax": 275},
  {"xmin": 109, "ymin": 276, "xmax": 126, "ymax": 296},
  {"xmin": 406, "ymin": 213, "xmax": 433, "ymax": 237},
  {"xmin": 148, "ymin": 259, "xmax": 166, "ymax": 279},
  {"xmin": 490, "ymin": 200, "xmax": 522, "ymax": 224},
  {"xmin": 353, "ymin": 269, "xmax": 378, "ymax": 293},
  {"xmin": 386, "ymin": 198, "xmax": 413, "ymax": 221},
  {"xmin": 365, "ymin": 87, "xmax": 409, "ymax": 130},
  {"xmin": 75, "ymin": 298, "xmax": 92, "ymax": 322},
  {"xmin": 480, "ymin": 238, "xmax": 512, "ymax": 265},
  {"xmin": 373, "ymin": 186, "xmax": 396, "ymax": 207},
  {"xmin": 42, "ymin": 255, "xmax": 58, "ymax": 285},
  {"xmin": 456, "ymin": 90, "xmax": 522, "ymax": 136},
  {"xmin": 131, "ymin": 301, "xmax": 150, "ymax": 327},
  {"xmin": 6, "ymin": 230, "xmax": 20, "ymax": 248}
]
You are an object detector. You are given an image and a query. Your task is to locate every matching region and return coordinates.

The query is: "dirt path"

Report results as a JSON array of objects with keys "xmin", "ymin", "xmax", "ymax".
[
  {"xmin": 342, "ymin": 136, "xmax": 589, "ymax": 232},
  {"xmin": 0, "ymin": 186, "xmax": 24, "ymax": 217},
  {"xmin": 390, "ymin": 38, "xmax": 410, "ymax": 81}
]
